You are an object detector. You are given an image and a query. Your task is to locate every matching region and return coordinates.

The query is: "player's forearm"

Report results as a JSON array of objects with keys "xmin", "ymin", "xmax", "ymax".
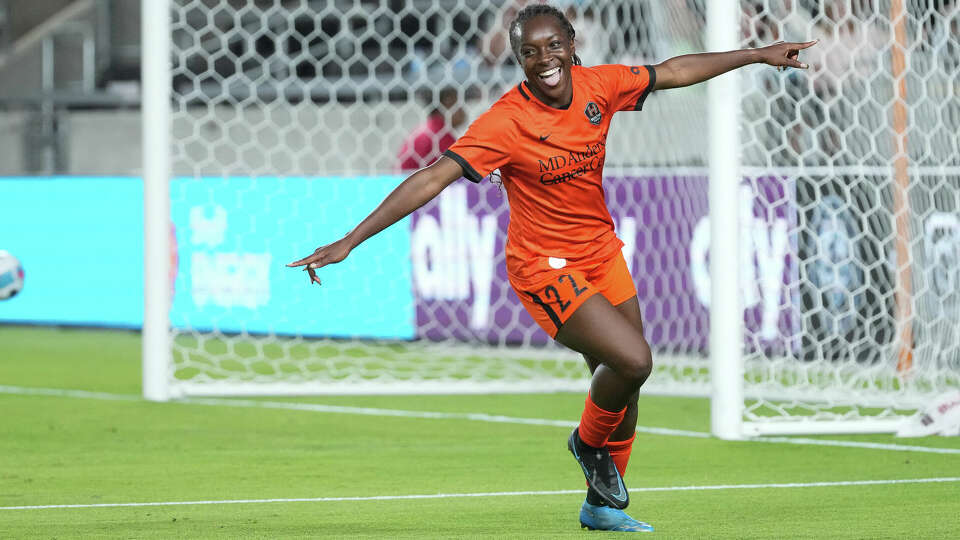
[
  {"xmin": 343, "ymin": 168, "xmax": 449, "ymax": 249},
  {"xmin": 657, "ymin": 49, "xmax": 761, "ymax": 89}
]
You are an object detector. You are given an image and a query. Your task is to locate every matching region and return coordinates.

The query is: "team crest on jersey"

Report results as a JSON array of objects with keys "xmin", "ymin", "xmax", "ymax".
[{"xmin": 584, "ymin": 102, "xmax": 602, "ymax": 125}]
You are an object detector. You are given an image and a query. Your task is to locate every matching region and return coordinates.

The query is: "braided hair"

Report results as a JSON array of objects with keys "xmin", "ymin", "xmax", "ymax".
[{"xmin": 508, "ymin": 4, "xmax": 582, "ymax": 66}]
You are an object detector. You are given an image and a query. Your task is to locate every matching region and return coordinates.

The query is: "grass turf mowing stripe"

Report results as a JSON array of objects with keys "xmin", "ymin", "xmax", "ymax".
[
  {"xmin": 3, "ymin": 477, "xmax": 958, "ymax": 511},
  {"xmin": 3, "ymin": 385, "xmax": 960, "ymax": 454}
]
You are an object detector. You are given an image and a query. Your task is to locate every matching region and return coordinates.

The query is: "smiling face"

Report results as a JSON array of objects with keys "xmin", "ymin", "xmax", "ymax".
[{"xmin": 516, "ymin": 14, "xmax": 576, "ymax": 108}]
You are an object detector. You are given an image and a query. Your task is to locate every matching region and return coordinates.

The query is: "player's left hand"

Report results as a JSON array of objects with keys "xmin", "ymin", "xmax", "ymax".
[{"xmin": 758, "ymin": 40, "xmax": 818, "ymax": 71}]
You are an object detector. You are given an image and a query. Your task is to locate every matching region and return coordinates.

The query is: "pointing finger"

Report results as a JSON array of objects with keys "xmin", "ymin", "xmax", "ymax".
[
  {"xmin": 287, "ymin": 256, "xmax": 312, "ymax": 267},
  {"xmin": 288, "ymin": 251, "xmax": 323, "ymax": 267}
]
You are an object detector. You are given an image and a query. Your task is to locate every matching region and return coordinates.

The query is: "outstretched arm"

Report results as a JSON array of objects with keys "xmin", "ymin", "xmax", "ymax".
[
  {"xmin": 287, "ymin": 156, "xmax": 463, "ymax": 285},
  {"xmin": 653, "ymin": 40, "xmax": 817, "ymax": 90}
]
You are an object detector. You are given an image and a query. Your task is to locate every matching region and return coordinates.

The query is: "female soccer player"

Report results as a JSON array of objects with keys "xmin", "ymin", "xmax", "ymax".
[{"xmin": 289, "ymin": 4, "xmax": 815, "ymax": 533}]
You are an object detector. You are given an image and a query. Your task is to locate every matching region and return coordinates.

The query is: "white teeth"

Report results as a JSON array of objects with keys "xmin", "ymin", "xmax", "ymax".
[{"xmin": 539, "ymin": 67, "xmax": 560, "ymax": 78}]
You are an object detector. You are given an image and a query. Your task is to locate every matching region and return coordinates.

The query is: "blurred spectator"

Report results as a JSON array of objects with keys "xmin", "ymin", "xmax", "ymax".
[
  {"xmin": 805, "ymin": 0, "xmax": 885, "ymax": 97},
  {"xmin": 742, "ymin": 1, "xmax": 782, "ymax": 47},
  {"xmin": 921, "ymin": 0, "xmax": 959, "ymax": 71},
  {"xmin": 396, "ymin": 86, "xmax": 467, "ymax": 172},
  {"xmin": 804, "ymin": 1, "xmax": 885, "ymax": 163}
]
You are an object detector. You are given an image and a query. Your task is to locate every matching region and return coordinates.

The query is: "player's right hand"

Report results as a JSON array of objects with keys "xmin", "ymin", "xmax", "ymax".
[{"xmin": 286, "ymin": 238, "xmax": 352, "ymax": 286}]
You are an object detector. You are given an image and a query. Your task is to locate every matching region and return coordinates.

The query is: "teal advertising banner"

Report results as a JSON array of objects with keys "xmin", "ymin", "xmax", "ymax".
[
  {"xmin": 0, "ymin": 176, "xmax": 414, "ymax": 339},
  {"xmin": 0, "ymin": 177, "xmax": 144, "ymax": 326},
  {"xmin": 170, "ymin": 176, "xmax": 413, "ymax": 338}
]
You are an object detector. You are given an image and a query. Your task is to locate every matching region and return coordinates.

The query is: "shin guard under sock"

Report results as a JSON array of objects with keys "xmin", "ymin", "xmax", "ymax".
[
  {"xmin": 577, "ymin": 392, "xmax": 626, "ymax": 448},
  {"xmin": 607, "ymin": 434, "xmax": 636, "ymax": 478}
]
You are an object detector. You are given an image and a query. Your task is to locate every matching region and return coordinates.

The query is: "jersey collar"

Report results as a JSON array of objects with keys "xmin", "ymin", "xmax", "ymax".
[{"xmin": 518, "ymin": 69, "xmax": 574, "ymax": 111}]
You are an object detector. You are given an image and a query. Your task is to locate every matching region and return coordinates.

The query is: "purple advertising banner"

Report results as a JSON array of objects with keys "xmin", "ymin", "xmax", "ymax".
[{"xmin": 410, "ymin": 172, "xmax": 796, "ymax": 353}]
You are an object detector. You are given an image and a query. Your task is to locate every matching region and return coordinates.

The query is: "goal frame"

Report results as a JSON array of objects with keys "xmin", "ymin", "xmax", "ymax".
[
  {"xmin": 706, "ymin": 0, "xmax": 744, "ymax": 439},
  {"xmin": 140, "ymin": 0, "xmax": 932, "ymax": 438},
  {"xmin": 142, "ymin": 0, "xmax": 171, "ymax": 402}
]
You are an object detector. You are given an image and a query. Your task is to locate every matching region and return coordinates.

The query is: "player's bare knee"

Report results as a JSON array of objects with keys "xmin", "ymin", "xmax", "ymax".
[{"xmin": 623, "ymin": 346, "xmax": 652, "ymax": 385}]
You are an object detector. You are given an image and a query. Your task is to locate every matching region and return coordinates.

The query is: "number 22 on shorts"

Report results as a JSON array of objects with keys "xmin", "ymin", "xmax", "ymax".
[{"xmin": 525, "ymin": 273, "xmax": 589, "ymax": 316}]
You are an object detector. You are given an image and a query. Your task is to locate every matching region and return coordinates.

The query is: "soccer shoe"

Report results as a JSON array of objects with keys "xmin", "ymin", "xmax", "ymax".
[
  {"xmin": 579, "ymin": 500, "xmax": 654, "ymax": 532},
  {"xmin": 567, "ymin": 428, "xmax": 629, "ymax": 509}
]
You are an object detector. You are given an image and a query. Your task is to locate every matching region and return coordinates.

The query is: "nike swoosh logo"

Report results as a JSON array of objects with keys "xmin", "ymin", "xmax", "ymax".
[
  {"xmin": 539, "ymin": 134, "xmax": 550, "ymax": 141},
  {"xmin": 589, "ymin": 470, "xmax": 627, "ymax": 503},
  {"xmin": 609, "ymin": 476, "xmax": 628, "ymax": 502},
  {"xmin": 571, "ymin": 444, "xmax": 591, "ymax": 477}
]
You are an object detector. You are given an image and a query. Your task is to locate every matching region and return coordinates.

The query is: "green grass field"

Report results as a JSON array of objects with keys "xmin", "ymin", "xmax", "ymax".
[{"xmin": 2, "ymin": 326, "xmax": 959, "ymax": 538}]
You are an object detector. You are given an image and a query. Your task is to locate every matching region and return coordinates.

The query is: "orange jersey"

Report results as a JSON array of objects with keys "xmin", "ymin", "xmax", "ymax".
[{"xmin": 444, "ymin": 64, "xmax": 656, "ymax": 287}]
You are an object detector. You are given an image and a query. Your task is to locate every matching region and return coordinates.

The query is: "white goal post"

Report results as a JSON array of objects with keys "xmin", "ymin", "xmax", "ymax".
[
  {"xmin": 142, "ymin": 0, "xmax": 171, "ymax": 402},
  {"xmin": 142, "ymin": 0, "xmax": 960, "ymax": 437},
  {"xmin": 707, "ymin": 0, "xmax": 744, "ymax": 439}
]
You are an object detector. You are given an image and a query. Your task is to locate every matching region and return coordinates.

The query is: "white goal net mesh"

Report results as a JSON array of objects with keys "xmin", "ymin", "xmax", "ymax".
[
  {"xmin": 163, "ymin": 0, "xmax": 960, "ymax": 430},
  {"xmin": 737, "ymin": 0, "xmax": 960, "ymax": 427}
]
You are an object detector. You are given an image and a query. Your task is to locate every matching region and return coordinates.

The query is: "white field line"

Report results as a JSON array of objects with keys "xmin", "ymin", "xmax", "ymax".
[
  {"xmin": 3, "ymin": 385, "xmax": 960, "ymax": 454},
  {"xmin": 183, "ymin": 396, "xmax": 710, "ymax": 438},
  {"xmin": 0, "ymin": 386, "xmax": 142, "ymax": 401},
  {"xmin": 0, "ymin": 385, "xmax": 707, "ymax": 438},
  {"xmin": 3, "ymin": 477, "xmax": 959, "ymax": 511},
  {"xmin": 750, "ymin": 436, "xmax": 960, "ymax": 454}
]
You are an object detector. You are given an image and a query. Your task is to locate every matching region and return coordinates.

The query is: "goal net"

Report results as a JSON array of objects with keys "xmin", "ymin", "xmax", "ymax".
[{"xmin": 144, "ymin": 0, "xmax": 960, "ymax": 435}]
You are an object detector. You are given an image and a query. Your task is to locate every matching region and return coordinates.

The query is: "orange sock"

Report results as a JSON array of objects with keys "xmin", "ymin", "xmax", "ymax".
[
  {"xmin": 578, "ymin": 392, "xmax": 626, "ymax": 448},
  {"xmin": 607, "ymin": 434, "xmax": 635, "ymax": 478}
]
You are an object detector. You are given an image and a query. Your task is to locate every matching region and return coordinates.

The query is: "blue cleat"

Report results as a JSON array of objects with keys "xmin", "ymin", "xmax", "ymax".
[{"xmin": 579, "ymin": 500, "xmax": 654, "ymax": 533}]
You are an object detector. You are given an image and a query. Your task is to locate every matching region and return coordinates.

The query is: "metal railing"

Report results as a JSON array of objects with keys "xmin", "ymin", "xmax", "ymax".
[{"xmin": 0, "ymin": 0, "xmax": 118, "ymax": 175}]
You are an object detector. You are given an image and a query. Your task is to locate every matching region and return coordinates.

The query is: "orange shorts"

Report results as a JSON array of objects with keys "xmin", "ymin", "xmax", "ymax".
[{"xmin": 510, "ymin": 252, "xmax": 637, "ymax": 338}]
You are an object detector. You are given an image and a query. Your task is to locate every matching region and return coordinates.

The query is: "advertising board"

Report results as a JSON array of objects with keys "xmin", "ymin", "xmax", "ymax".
[{"xmin": 0, "ymin": 176, "xmax": 414, "ymax": 339}]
